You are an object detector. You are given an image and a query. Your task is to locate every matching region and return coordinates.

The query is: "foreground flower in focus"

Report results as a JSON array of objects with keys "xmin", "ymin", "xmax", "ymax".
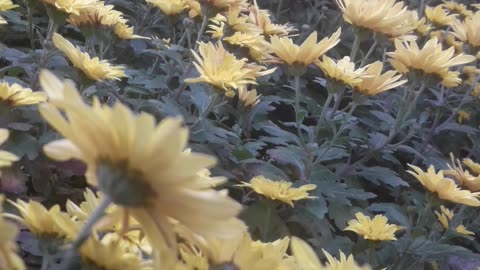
[
  {"xmin": 0, "ymin": 195, "xmax": 25, "ymax": 270},
  {"xmin": 315, "ymin": 56, "xmax": 370, "ymax": 88},
  {"xmin": 0, "ymin": 0, "xmax": 17, "ymax": 24},
  {"xmin": 425, "ymin": 5, "xmax": 457, "ymax": 26},
  {"xmin": 0, "ymin": 129, "xmax": 18, "ymax": 168},
  {"xmin": 353, "ymin": 61, "xmax": 407, "ymax": 95},
  {"xmin": 435, "ymin": 205, "xmax": 474, "ymax": 236},
  {"xmin": 238, "ymin": 175, "xmax": 317, "ymax": 207},
  {"xmin": 344, "ymin": 212, "xmax": 403, "ymax": 241},
  {"xmin": 452, "ymin": 11, "xmax": 480, "ymax": 49},
  {"xmin": 290, "ymin": 237, "xmax": 372, "ymax": 270},
  {"xmin": 185, "ymin": 41, "xmax": 275, "ymax": 97},
  {"xmin": 388, "ymin": 37, "xmax": 476, "ymax": 87},
  {"xmin": 38, "ymin": 70, "xmax": 245, "ymax": 253},
  {"xmin": 52, "ymin": 33, "xmax": 127, "ymax": 81},
  {"xmin": 407, "ymin": 164, "xmax": 480, "ymax": 206},
  {"xmin": 0, "ymin": 82, "xmax": 47, "ymax": 107}
]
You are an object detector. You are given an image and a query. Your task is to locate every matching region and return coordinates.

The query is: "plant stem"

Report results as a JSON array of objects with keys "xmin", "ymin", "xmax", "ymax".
[
  {"xmin": 350, "ymin": 31, "xmax": 361, "ymax": 61},
  {"xmin": 313, "ymin": 93, "xmax": 334, "ymax": 140},
  {"xmin": 359, "ymin": 39, "xmax": 378, "ymax": 67},
  {"xmin": 194, "ymin": 10, "xmax": 209, "ymax": 51},
  {"xmin": 276, "ymin": 0, "xmax": 283, "ymax": 19},
  {"xmin": 26, "ymin": 0, "xmax": 35, "ymax": 50},
  {"xmin": 294, "ymin": 75, "xmax": 303, "ymax": 139}
]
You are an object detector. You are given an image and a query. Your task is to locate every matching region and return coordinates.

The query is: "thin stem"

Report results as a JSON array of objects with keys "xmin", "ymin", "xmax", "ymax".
[
  {"xmin": 194, "ymin": 11, "xmax": 209, "ymax": 51},
  {"xmin": 359, "ymin": 39, "xmax": 378, "ymax": 67},
  {"xmin": 191, "ymin": 93, "xmax": 220, "ymax": 129},
  {"xmin": 294, "ymin": 75, "xmax": 303, "ymax": 139},
  {"xmin": 276, "ymin": 0, "xmax": 283, "ymax": 19},
  {"xmin": 314, "ymin": 93, "xmax": 334, "ymax": 140},
  {"xmin": 40, "ymin": 255, "xmax": 49, "ymax": 270},
  {"xmin": 350, "ymin": 31, "xmax": 361, "ymax": 61},
  {"xmin": 26, "ymin": 0, "xmax": 35, "ymax": 50}
]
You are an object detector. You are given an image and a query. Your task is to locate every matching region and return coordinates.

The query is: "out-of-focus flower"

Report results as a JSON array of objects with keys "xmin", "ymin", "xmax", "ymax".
[
  {"xmin": 425, "ymin": 5, "xmax": 457, "ymax": 26},
  {"xmin": 408, "ymin": 11, "xmax": 432, "ymax": 36},
  {"xmin": 444, "ymin": 154, "xmax": 480, "ymax": 192},
  {"xmin": 461, "ymin": 66, "xmax": 480, "ymax": 85},
  {"xmin": 336, "ymin": 0, "xmax": 416, "ymax": 39},
  {"xmin": 457, "ymin": 110, "xmax": 471, "ymax": 124},
  {"xmin": 179, "ymin": 243, "xmax": 209, "ymax": 270},
  {"xmin": 248, "ymin": 0, "xmax": 294, "ymax": 37},
  {"xmin": 67, "ymin": 3, "xmax": 124, "ymax": 28},
  {"xmin": 224, "ymin": 32, "xmax": 273, "ymax": 62},
  {"xmin": 36, "ymin": 0, "xmax": 98, "ymax": 16},
  {"xmin": 445, "ymin": 33, "xmax": 464, "ymax": 54},
  {"xmin": 387, "ymin": 37, "xmax": 476, "ymax": 87},
  {"xmin": 464, "ymin": 159, "xmax": 480, "ymax": 175},
  {"xmin": 238, "ymin": 175, "xmax": 317, "ymax": 207},
  {"xmin": 0, "ymin": 195, "xmax": 25, "ymax": 270},
  {"xmin": 441, "ymin": 1, "xmax": 473, "ymax": 18},
  {"xmin": 186, "ymin": 0, "xmax": 248, "ymax": 18},
  {"xmin": 345, "ymin": 212, "xmax": 403, "ymax": 241},
  {"xmin": 38, "ymin": 70, "xmax": 246, "ymax": 257},
  {"xmin": 0, "ymin": 129, "xmax": 18, "ymax": 168},
  {"xmin": 0, "ymin": 0, "xmax": 18, "ymax": 24},
  {"xmin": 185, "ymin": 41, "xmax": 275, "ymax": 97},
  {"xmin": 0, "ymin": 82, "xmax": 47, "ymax": 106},
  {"xmin": 290, "ymin": 237, "xmax": 372, "ymax": 270},
  {"xmin": 146, "ymin": 0, "xmax": 187, "ymax": 16},
  {"xmin": 435, "ymin": 205, "xmax": 475, "ymax": 236},
  {"xmin": 315, "ymin": 56, "xmax": 370, "ymax": 88},
  {"xmin": 52, "ymin": 33, "xmax": 127, "ymax": 81},
  {"xmin": 237, "ymin": 87, "xmax": 261, "ymax": 107},
  {"xmin": 452, "ymin": 11, "xmax": 480, "ymax": 49},
  {"xmin": 114, "ymin": 22, "xmax": 149, "ymax": 40},
  {"xmin": 353, "ymin": 61, "xmax": 407, "ymax": 96},
  {"xmin": 270, "ymin": 29, "xmax": 341, "ymax": 66},
  {"xmin": 407, "ymin": 164, "xmax": 480, "ymax": 206}
]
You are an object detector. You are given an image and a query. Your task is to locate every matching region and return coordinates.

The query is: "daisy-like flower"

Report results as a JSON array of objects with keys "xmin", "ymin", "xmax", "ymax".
[
  {"xmin": 248, "ymin": 0, "xmax": 294, "ymax": 37},
  {"xmin": 238, "ymin": 175, "xmax": 316, "ymax": 207},
  {"xmin": 67, "ymin": 3, "xmax": 124, "ymax": 28},
  {"xmin": 353, "ymin": 61, "xmax": 407, "ymax": 96},
  {"xmin": 36, "ymin": 0, "xmax": 98, "ymax": 16},
  {"xmin": 146, "ymin": 0, "xmax": 187, "ymax": 16},
  {"xmin": 0, "ymin": 82, "xmax": 47, "ymax": 107},
  {"xmin": 0, "ymin": 129, "xmax": 18, "ymax": 168},
  {"xmin": 186, "ymin": 0, "xmax": 248, "ymax": 17},
  {"xmin": 444, "ymin": 154, "xmax": 480, "ymax": 192},
  {"xmin": 290, "ymin": 237, "xmax": 372, "ymax": 270},
  {"xmin": 185, "ymin": 41, "xmax": 275, "ymax": 97},
  {"xmin": 457, "ymin": 110, "xmax": 470, "ymax": 124},
  {"xmin": 223, "ymin": 32, "xmax": 273, "ymax": 62},
  {"xmin": 336, "ymin": 0, "xmax": 416, "ymax": 39},
  {"xmin": 435, "ymin": 205, "xmax": 474, "ymax": 236},
  {"xmin": 52, "ymin": 33, "xmax": 127, "ymax": 81},
  {"xmin": 38, "ymin": 70, "xmax": 245, "ymax": 252},
  {"xmin": 425, "ymin": 5, "xmax": 457, "ymax": 27},
  {"xmin": 270, "ymin": 29, "xmax": 341, "ymax": 67},
  {"xmin": 315, "ymin": 56, "xmax": 371, "ymax": 88},
  {"xmin": 113, "ymin": 22, "xmax": 149, "ymax": 40},
  {"xmin": 408, "ymin": 11, "xmax": 432, "ymax": 36},
  {"xmin": 407, "ymin": 164, "xmax": 480, "ymax": 206},
  {"xmin": 0, "ymin": 0, "xmax": 17, "ymax": 24},
  {"xmin": 237, "ymin": 87, "xmax": 261, "ymax": 107},
  {"xmin": 441, "ymin": 1, "xmax": 473, "ymax": 18},
  {"xmin": 344, "ymin": 212, "xmax": 403, "ymax": 241},
  {"xmin": 387, "ymin": 37, "xmax": 476, "ymax": 87},
  {"xmin": 0, "ymin": 195, "xmax": 25, "ymax": 270},
  {"xmin": 452, "ymin": 11, "xmax": 480, "ymax": 49},
  {"xmin": 460, "ymin": 66, "xmax": 480, "ymax": 86}
]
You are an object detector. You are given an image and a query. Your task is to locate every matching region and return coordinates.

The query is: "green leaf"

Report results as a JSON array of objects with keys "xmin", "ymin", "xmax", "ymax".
[
  {"xmin": 358, "ymin": 166, "xmax": 409, "ymax": 187},
  {"xmin": 240, "ymin": 200, "xmax": 288, "ymax": 242}
]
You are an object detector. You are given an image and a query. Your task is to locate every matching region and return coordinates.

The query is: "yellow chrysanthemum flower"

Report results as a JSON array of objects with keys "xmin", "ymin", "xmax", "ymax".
[
  {"xmin": 315, "ymin": 56, "xmax": 371, "ymax": 88},
  {"xmin": 36, "ymin": 0, "xmax": 98, "ymax": 16},
  {"xmin": 146, "ymin": 0, "xmax": 187, "ymax": 16},
  {"xmin": 387, "ymin": 37, "xmax": 476, "ymax": 87},
  {"xmin": 0, "ymin": 195, "xmax": 25, "ymax": 270},
  {"xmin": 178, "ymin": 243, "xmax": 209, "ymax": 270},
  {"xmin": 0, "ymin": 82, "xmax": 47, "ymax": 107},
  {"xmin": 461, "ymin": 66, "xmax": 480, "ymax": 86},
  {"xmin": 456, "ymin": 110, "xmax": 471, "ymax": 124},
  {"xmin": 425, "ymin": 5, "xmax": 457, "ymax": 26},
  {"xmin": 336, "ymin": 0, "xmax": 415, "ymax": 39},
  {"xmin": 185, "ymin": 41, "xmax": 275, "ymax": 97},
  {"xmin": 238, "ymin": 175, "xmax": 316, "ymax": 207},
  {"xmin": 38, "ymin": 70, "xmax": 245, "ymax": 251},
  {"xmin": 464, "ymin": 159, "xmax": 480, "ymax": 175},
  {"xmin": 353, "ymin": 61, "xmax": 407, "ymax": 95},
  {"xmin": 186, "ymin": 0, "xmax": 248, "ymax": 17},
  {"xmin": 0, "ymin": 129, "xmax": 18, "ymax": 168},
  {"xmin": 344, "ymin": 212, "xmax": 403, "ymax": 241},
  {"xmin": 67, "ymin": 3, "xmax": 124, "ymax": 28},
  {"xmin": 444, "ymin": 154, "xmax": 480, "ymax": 192},
  {"xmin": 441, "ymin": 1, "xmax": 473, "ymax": 18},
  {"xmin": 407, "ymin": 164, "xmax": 480, "ymax": 206},
  {"xmin": 52, "ymin": 33, "xmax": 127, "ymax": 81},
  {"xmin": 224, "ymin": 32, "xmax": 273, "ymax": 62},
  {"xmin": 270, "ymin": 28, "xmax": 341, "ymax": 66},
  {"xmin": 435, "ymin": 205, "xmax": 475, "ymax": 236},
  {"xmin": 408, "ymin": 11, "xmax": 432, "ymax": 36},
  {"xmin": 0, "ymin": 0, "xmax": 17, "ymax": 24},
  {"xmin": 114, "ymin": 22, "xmax": 149, "ymax": 40},
  {"xmin": 238, "ymin": 87, "xmax": 260, "ymax": 107},
  {"xmin": 290, "ymin": 237, "xmax": 372, "ymax": 270},
  {"xmin": 248, "ymin": 0, "xmax": 294, "ymax": 37},
  {"xmin": 452, "ymin": 11, "xmax": 480, "ymax": 49}
]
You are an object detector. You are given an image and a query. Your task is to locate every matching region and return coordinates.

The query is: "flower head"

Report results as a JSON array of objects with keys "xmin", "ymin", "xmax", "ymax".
[
  {"xmin": 425, "ymin": 5, "xmax": 457, "ymax": 26},
  {"xmin": 315, "ymin": 56, "xmax": 370, "ymax": 88},
  {"xmin": 248, "ymin": 0, "xmax": 294, "ymax": 37},
  {"xmin": 441, "ymin": 1, "xmax": 473, "ymax": 18},
  {"xmin": 452, "ymin": 11, "xmax": 480, "ymax": 49},
  {"xmin": 0, "ymin": 195, "xmax": 25, "ymax": 270},
  {"xmin": 0, "ymin": 82, "xmax": 47, "ymax": 107},
  {"xmin": 387, "ymin": 37, "xmax": 476, "ymax": 87},
  {"xmin": 344, "ymin": 212, "xmax": 403, "ymax": 241},
  {"xmin": 435, "ymin": 205, "xmax": 474, "ymax": 236},
  {"xmin": 0, "ymin": 0, "xmax": 18, "ymax": 24},
  {"xmin": 270, "ymin": 28, "xmax": 341, "ymax": 66},
  {"xmin": 52, "ymin": 33, "xmax": 126, "ymax": 81},
  {"xmin": 444, "ymin": 154, "xmax": 480, "ymax": 192},
  {"xmin": 0, "ymin": 129, "xmax": 18, "ymax": 168},
  {"xmin": 67, "ymin": 3, "xmax": 124, "ymax": 28},
  {"xmin": 114, "ymin": 22, "xmax": 149, "ymax": 40},
  {"xmin": 238, "ymin": 175, "xmax": 316, "ymax": 207},
  {"xmin": 407, "ymin": 164, "xmax": 480, "ymax": 206},
  {"xmin": 185, "ymin": 41, "xmax": 274, "ymax": 97},
  {"xmin": 146, "ymin": 0, "xmax": 187, "ymax": 16},
  {"xmin": 353, "ymin": 61, "xmax": 407, "ymax": 95},
  {"xmin": 223, "ymin": 32, "xmax": 273, "ymax": 62},
  {"xmin": 237, "ymin": 87, "xmax": 260, "ymax": 107}
]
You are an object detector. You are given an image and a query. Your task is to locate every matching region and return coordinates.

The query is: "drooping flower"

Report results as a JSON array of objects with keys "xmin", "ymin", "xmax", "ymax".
[
  {"xmin": 185, "ymin": 41, "xmax": 275, "ymax": 97},
  {"xmin": 238, "ymin": 175, "xmax": 317, "ymax": 207},
  {"xmin": 290, "ymin": 237, "xmax": 372, "ymax": 270},
  {"xmin": 237, "ymin": 87, "xmax": 261, "ymax": 107},
  {"xmin": 434, "ymin": 205, "xmax": 474, "ymax": 236},
  {"xmin": 0, "ymin": 195, "xmax": 25, "ymax": 270},
  {"xmin": 344, "ymin": 212, "xmax": 403, "ymax": 241},
  {"xmin": 315, "ymin": 56, "xmax": 371, "ymax": 88},
  {"xmin": 452, "ymin": 11, "xmax": 480, "ymax": 49},
  {"xmin": 146, "ymin": 0, "xmax": 187, "ymax": 16},
  {"xmin": 0, "ymin": 82, "xmax": 47, "ymax": 107},
  {"xmin": 52, "ymin": 33, "xmax": 127, "ymax": 81},
  {"xmin": 387, "ymin": 37, "xmax": 476, "ymax": 87},
  {"xmin": 425, "ymin": 5, "xmax": 457, "ymax": 26},
  {"xmin": 353, "ymin": 61, "xmax": 407, "ymax": 95},
  {"xmin": 0, "ymin": 0, "xmax": 18, "ymax": 24},
  {"xmin": 0, "ymin": 129, "xmax": 18, "ymax": 168},
  {"xmin": 270, "ymin": 29, "xmax": 341, "ymax": 67},
  {"xmin": 407, "ymin": 164, "xmax": 480, "ymax": 206},
  {"xmin": 38, "ymin": 70, "xmax": 245, "ymax": 253}
]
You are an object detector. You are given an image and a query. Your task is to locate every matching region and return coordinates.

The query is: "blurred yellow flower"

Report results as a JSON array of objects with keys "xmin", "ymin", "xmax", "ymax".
[
  {"xmin": 315, "ymin": 56, "xmax": 370, "ymax": 88},
  {"xmin": 67, "ymin": 3, "xmax": 124, "ymax": 28},
  {"xmin": 345, "ymin": 212, "xmax": 403, "ymax": 241},
  {"xmin": 435, "ymin": 205, "xmax": 474, "ymax": 236},
  {"xmin": 0, "ymin": 0, "xmax": 17, "ymax": 24},
  {"xmin": 441, "ymin": 1, "xmax": 473, "ymax": 18},
  {"xmin": 114, "ymin": 22, "xmax": 149, "ymax": 40},
  {"xmin": 457, "ymin": 110, "xmax": 471, "ymax": 124},
  {"xmin": 270, "ymin": 28, "xmax": 341, "ymax": 66},
  {"xmin": 290, "ymin": 237, "xmax": 372, "ymax": 270},
  {"xmin": 464, "ymin": 159, "xmax": 480, "ymax": 175},
  {"xmin": 425, "ymin": 5, "xmax": 457, "ymax": 26},
  {"xmin": 407, "ymin": 164, "xmax": 480, "ymax": 206},
  {"xmin": 238, "ymin": 175, "xmax": 317, "ymax": 207},
  {"xmin": 224, "ymin": 32, "xmax": 272, "ymax": 62},
  {"xmin": 452, "ymin": 11, "xmax": 480, "ymax": 49},
  {"xmin": 408, "ymin": 11, "xmax": 432, "ymax": 36},
  {"xmin": 248, "ymin": 0, "xmax": 294, "ymax": 37},
  {"xmin": 52, "ymin": 33, "xmax": 127, "ymax": 81},
  {"xmin": 444, "ymin": 154, "xmax": 480, "ymax": 192},
  {"xmin": 0, "ymin": 195, "xmax": 25, "ymax": 270},
  {"xmin": 39, "ymin": 70, "xmax": 245, "ymax": 252},
  {"xmin": 388, "ymin": 37, "xmax": 476, "ymax": 87},
  {"xmin": 185, "ymin": 41, "xmax": 275, "ymax": 97},
  {"xmin": 0, "ymin": 129, "xmax": 18, "ymax": 168},
  {"xmin": 353, "ymin": 61, "xmax": 407, "ymax": 95},
  {"xmin": 179, "ymin": 243, "xmax": 209, "ymax": 270},
  {"xmin": 238, "ymin": 87, "xmax": 260, "ymax": 107},
  {"xmin": 146, "ymin": 0, "xmax": 187, "ymax": 16},
  {"xmin": 336, "ymin": 0, "xmax": 415, "ymax": 39},
  {"xmin": 0, "ymin": 82, "xmax": 47, "ymax": 107},
  {"xmin": 461, "ymin": 66, "xmax": 480, "ymax": 85},
  {"xmin": 36, "ymin": 0, "xmax": 98, "ymax": 16},
  {"xmin": 187, "ymin": 0, "xmax": 248, "ymax": 17}
]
